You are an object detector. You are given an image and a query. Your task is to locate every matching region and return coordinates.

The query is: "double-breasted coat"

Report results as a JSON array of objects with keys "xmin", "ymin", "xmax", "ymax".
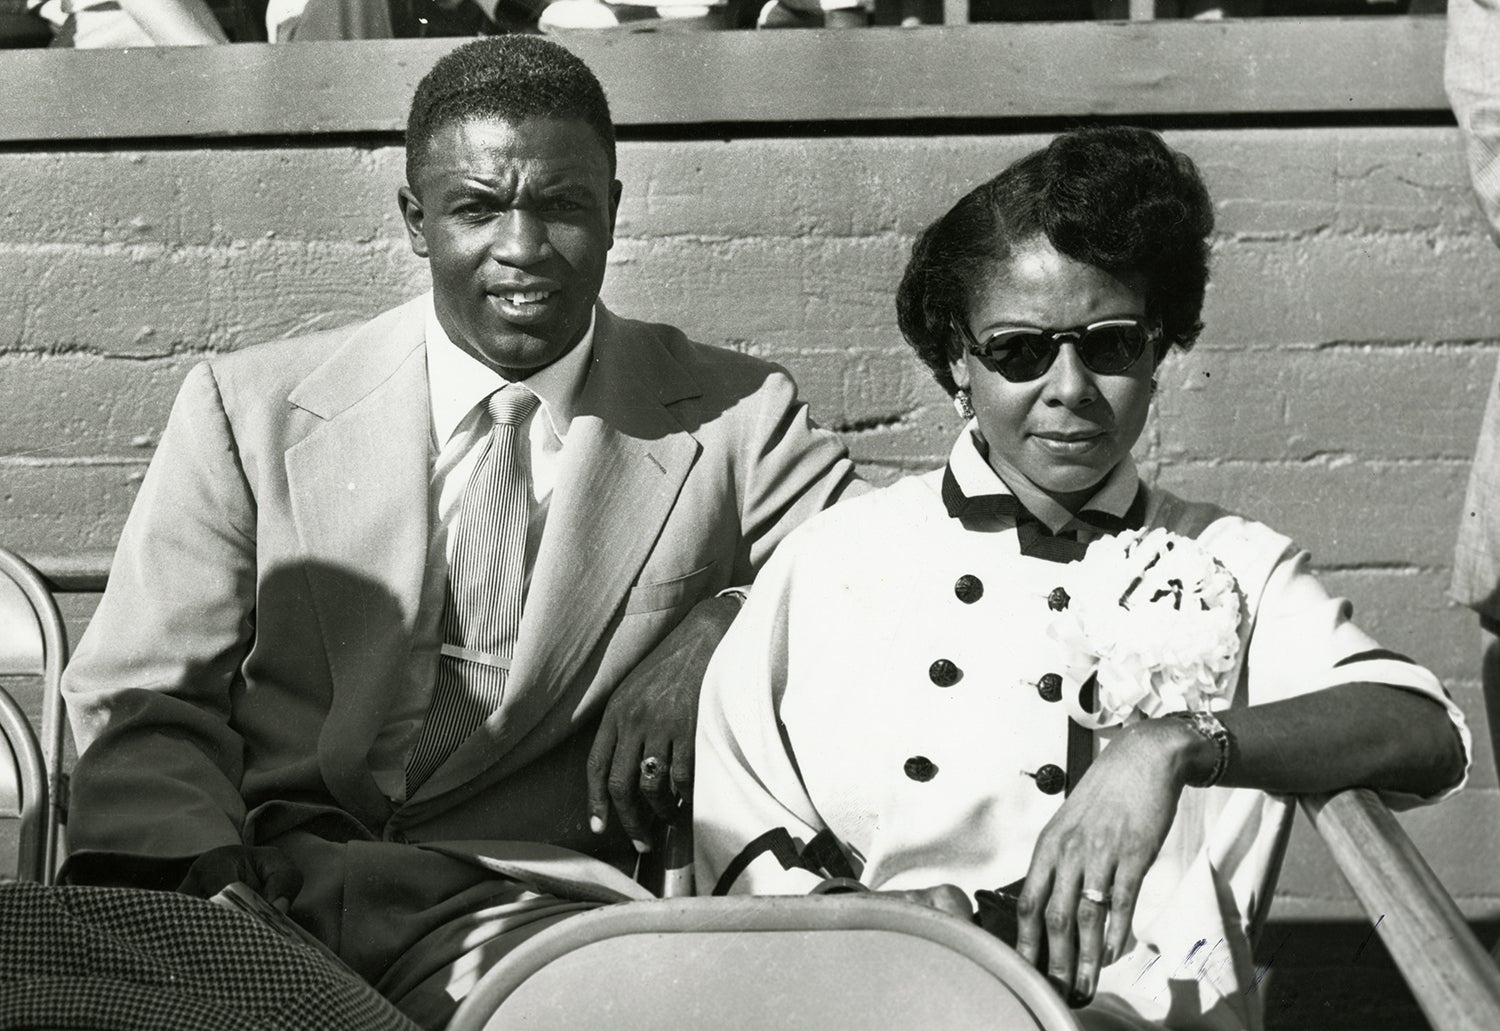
[{"xmin": 695, "ymin": 433, "xmax": 1467, "ymax": 1030}]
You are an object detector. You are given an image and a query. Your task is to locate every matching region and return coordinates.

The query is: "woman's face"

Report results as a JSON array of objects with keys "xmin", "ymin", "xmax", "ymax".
[{"xmin": 954, "ymin": 236, "xmax": 1156, "ymax": 513}]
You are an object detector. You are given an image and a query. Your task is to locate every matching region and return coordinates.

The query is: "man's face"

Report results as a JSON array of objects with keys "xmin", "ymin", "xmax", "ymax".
[{"xmin": 399, "ymin": 116, "xmax": 621, "ymax": 378}]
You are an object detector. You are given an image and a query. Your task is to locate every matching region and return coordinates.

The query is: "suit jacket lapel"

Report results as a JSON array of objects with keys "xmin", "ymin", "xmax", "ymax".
[
  {"xmin": 412, "ymin": 305, "xmax": 701, "ymax": 802},
  {"xmin": 284, "ymin": 298, "xmax": 431, "ymax": 829}
]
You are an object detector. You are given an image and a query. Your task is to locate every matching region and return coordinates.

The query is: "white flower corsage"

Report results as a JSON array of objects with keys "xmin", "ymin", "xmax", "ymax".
[{"xmin": 1048, "ymin": 527, "xmax": 1245, "ymax": 729}]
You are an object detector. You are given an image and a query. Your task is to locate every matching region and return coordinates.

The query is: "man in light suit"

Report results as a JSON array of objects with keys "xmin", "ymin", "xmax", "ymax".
[{"xmin": 61, "ymin": 35, "xmax": 858, "ymax": 1026}]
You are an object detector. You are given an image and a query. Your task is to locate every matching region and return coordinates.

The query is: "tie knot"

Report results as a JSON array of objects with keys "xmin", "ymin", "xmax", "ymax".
[{"xmin": 486, "ymin": 384, "xmax": 540, "ymax": 428}]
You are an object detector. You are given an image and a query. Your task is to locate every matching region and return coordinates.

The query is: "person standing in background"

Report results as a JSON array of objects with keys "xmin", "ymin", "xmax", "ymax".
[{"xmin": 1447, "ymin": 0, "xmax": 1500, "ymax": 777}]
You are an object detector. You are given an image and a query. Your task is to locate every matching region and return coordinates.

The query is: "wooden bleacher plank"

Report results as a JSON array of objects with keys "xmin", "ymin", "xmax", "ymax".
[
  {"xmin": 1300, "ymin": 789, "xmax": 1500, "ymax": 1031},
  {"xmin": 24, "ymin": 551, "xmax": 112, "ymax": 594},
  {"xmin": 0, "ymin": 18, "xmax": 1448, "ymax": 144}
]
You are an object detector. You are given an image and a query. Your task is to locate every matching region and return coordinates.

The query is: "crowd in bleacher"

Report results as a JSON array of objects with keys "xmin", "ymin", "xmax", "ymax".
[{"xmin": 0, "ymin": 0, "xmax": 1442, "ymax": 46}]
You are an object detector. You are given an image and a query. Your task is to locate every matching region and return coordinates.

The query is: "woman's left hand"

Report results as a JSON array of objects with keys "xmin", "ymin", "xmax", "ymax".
[{"xmin": 1014, "ymin": 719, "xmax": 1194, "ymax": 1007}]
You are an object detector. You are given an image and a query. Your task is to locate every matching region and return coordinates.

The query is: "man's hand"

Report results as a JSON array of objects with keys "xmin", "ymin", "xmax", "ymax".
[
  {"xmin": 587, "ymin": 592, "xmax": 743, "ymax": 853},
  {"xmin": 176, "ymin": 844, "xmax": 303, "ymax": 912},
  {"xmin": 1014, "ymin": 719, "xmax": 1192, "ymax": 1008}
]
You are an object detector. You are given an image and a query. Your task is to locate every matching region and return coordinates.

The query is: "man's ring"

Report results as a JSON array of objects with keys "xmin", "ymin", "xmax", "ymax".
[
  {"xmin": 640, "ymin": 756, "xmax": 666, "ymax": 781},
  {"xmin": 1081, "ymin": 887, "xmax": 1111, "ymax": 906}
]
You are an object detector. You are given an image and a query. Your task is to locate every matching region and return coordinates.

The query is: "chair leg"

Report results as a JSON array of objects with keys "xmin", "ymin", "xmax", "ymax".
[
  {"xmin": 661, "ymin": 814, "xmax": 695, "ymax": 897},
  {"xmin": 0, "ymin": 547, "xmax": 70, "ymax": 884},
  {"xmin": 0, "ymin": 680, "xmax": 48, "ymax": 882}
]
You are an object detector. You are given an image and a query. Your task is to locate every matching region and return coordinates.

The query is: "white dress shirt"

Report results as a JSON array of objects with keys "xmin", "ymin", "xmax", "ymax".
[{"xmin": 367, "ymin": 294, "xmax": 596, "ymax": 801}]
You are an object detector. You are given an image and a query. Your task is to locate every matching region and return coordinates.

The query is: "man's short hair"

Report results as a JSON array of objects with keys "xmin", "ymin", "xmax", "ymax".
[{"xmin": 405, "ymin": 36, "xmax": 617, "ymax": 184}]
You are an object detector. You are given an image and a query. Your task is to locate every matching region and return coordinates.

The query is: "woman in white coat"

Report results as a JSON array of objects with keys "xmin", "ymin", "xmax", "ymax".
[{"xmin": 692, "ymin": 127, "xmax": 1470, "ymax": 1031}]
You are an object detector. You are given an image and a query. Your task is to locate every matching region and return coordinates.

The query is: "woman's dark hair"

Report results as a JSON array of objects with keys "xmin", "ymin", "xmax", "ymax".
[{"xmin": 894, "ymin": 126, "xmax": 1214, "ymax": 396}]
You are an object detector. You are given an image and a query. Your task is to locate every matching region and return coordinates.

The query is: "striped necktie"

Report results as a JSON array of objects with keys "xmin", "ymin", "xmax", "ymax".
[{"xmin": 405, "ymin": 384, "xmax": 541, "ymax": 794}]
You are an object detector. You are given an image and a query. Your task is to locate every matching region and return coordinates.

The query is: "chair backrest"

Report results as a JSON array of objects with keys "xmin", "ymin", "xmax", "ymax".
[
  {"xmin": 446, "ymin": 894, "xmax": 1082, "ymax": 1031},
  {"xmin": 0, "ymin": 547, "xmax": 69, "ymax": 883}
]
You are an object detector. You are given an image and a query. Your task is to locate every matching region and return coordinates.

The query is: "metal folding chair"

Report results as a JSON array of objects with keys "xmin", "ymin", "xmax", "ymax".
[
  {"xmin": 0, "ymin": 547, "xmax": 69, "ymax": 883},
  {"xmin": 446, "ymin": 893, "xmax": 1082, "ymax": 1031}
]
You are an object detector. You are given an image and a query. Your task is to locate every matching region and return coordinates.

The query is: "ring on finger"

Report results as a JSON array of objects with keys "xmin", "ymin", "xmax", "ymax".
[
  {"xmin": 639, "ymin": 755, "xmax": 667, "ymax": 781},
  {"xmin": 1080, "ymin": 887, "xmax": 1112, "ymax": 907}
]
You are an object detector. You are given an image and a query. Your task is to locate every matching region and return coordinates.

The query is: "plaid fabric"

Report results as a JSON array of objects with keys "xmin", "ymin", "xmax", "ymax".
[
  {"xmin": 1449, "ymin": 0, "xmax": 1500, "ymax": 621},
  {"xmin": 0, "ymin": 883, "xmax": 420, "ymax": 1031}
]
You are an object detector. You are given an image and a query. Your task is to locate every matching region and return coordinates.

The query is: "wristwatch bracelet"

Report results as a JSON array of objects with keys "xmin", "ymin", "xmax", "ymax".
[{"xmin": 1168, "ymin": 709, "xmax": 1233, "ymax": 788}]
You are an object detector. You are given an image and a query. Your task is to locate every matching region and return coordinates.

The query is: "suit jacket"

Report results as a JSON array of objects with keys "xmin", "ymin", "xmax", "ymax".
[{"xmin": 62, "ymin": 296, "xmax": 858, "ymax": 966}]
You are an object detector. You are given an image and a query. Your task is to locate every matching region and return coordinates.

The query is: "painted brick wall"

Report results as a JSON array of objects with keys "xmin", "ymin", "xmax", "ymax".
[{"xmin": 2, "ymin": 126, "xmax": 1497, "ymax": 919}]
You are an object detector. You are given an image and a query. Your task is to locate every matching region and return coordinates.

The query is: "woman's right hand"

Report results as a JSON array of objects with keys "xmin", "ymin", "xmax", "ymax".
[{"xmin": 1014, "ymin": 718, "xmax": 1199, "ymax": 1007}]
